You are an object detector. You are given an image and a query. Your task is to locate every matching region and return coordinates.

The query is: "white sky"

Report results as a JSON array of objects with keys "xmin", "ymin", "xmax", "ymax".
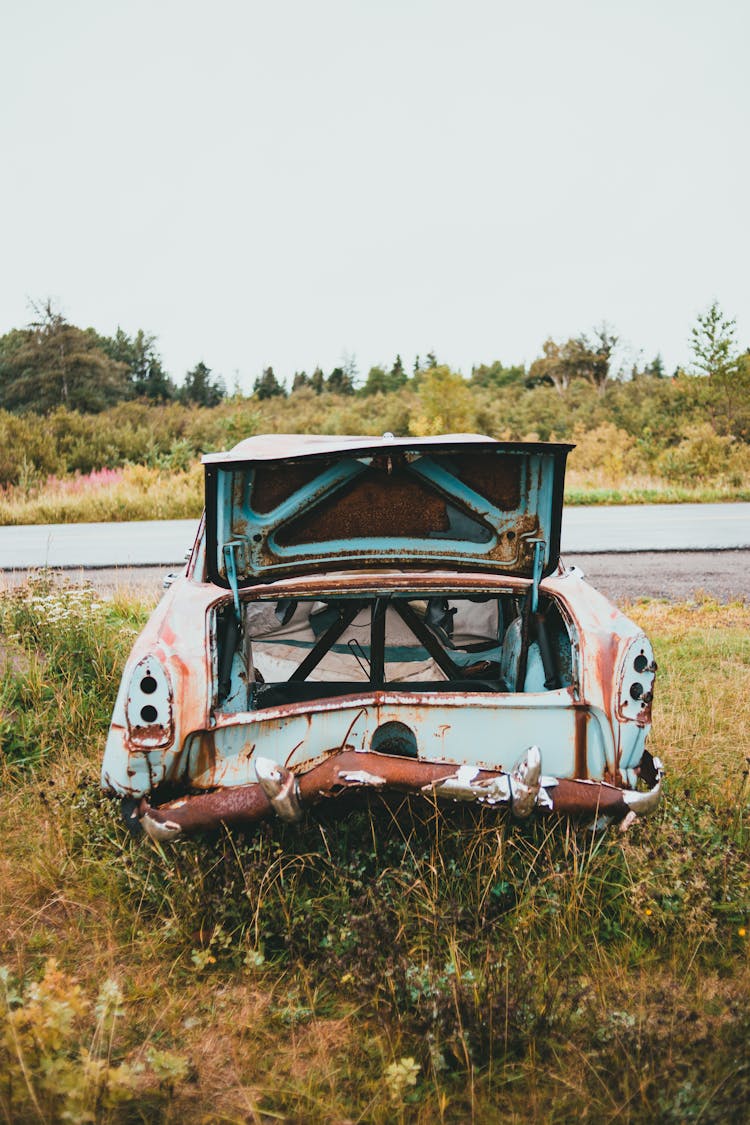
[{"xmin": 1, "ymin": 0, "xmax": 748, "ymax": 391}]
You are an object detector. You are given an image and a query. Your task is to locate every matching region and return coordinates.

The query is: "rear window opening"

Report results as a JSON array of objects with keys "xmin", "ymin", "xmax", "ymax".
[{"xmin": 213, "ymin": 592, "xmax": 574, "ymax": 714}]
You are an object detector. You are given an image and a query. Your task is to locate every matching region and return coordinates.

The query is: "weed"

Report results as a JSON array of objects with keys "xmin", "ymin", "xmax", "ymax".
[
  {"xmin": 384, "ymin": 1056, "xmax": 421, "ymax": 1102},
  {"xmin": 0, "ymin": 959, "xmax": 189, "ymax": 1122}
]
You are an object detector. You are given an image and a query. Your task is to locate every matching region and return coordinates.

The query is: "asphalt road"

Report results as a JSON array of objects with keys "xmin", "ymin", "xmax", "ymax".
[
  {"xmin": 0, "ymin": 506, "xmax": 748, "ymax": 604},
  {"xmin": 0, "ymin": 503, "xmax": 748, "ymax": 570}
]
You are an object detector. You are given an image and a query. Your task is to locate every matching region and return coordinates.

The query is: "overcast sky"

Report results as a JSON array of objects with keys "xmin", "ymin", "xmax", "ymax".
[{"xmin": 2, "ymin": 0, "xmax": 748, "ymax": 391}]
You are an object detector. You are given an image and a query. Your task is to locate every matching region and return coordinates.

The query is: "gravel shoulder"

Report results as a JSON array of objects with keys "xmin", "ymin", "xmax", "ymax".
[{"xmin": 565, "ymin": 550, "xmax": 750, "ymax": 603}]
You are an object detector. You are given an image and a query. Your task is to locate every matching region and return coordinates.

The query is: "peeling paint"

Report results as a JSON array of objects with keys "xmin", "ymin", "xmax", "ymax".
[
  {"xmin": 338, "ymin": 769, "xmax": 387, "ymax": 787},
  {"xmin": 254, "ymin": 757, "xmax": 303, "ymax": 822}
]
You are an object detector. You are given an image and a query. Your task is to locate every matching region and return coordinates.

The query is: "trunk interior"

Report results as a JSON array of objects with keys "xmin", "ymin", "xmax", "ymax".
[{"xmin": 213, "ymin": 590, "xmax": 576, "ymax": 715}]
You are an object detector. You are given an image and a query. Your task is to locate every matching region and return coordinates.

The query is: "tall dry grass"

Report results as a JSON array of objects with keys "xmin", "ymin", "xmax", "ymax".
[
  {"xmin": 0, "ymin": 464, "xmax": 203, "ymax": 525},
  {"xmin": 0, "ymin": 577, "xmax": 748, "ymax": 1121}
]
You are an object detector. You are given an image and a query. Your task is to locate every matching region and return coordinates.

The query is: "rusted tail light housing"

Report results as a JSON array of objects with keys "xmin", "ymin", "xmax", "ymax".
[
  {"xmin": 617, "ymin": 636, "xmax": 657, "ymax": 723},
  {"xmin": 125, "ymin": 656, "xmax": 174, "ymax": 748}
]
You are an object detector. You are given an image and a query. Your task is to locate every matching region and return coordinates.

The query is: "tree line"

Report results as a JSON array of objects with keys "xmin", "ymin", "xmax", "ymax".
[
  {"xmin": 0, "ymin": 301, "xmax": 225, "ymax": 413},
  {"xmin": 0, "ymin": 299, "xmax": 746, "ymax": 418}
]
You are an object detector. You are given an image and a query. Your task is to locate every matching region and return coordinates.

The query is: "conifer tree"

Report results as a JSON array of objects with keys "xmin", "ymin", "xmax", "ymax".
[{"xmin": 252, "ymin": 366, "xmax": 286, "ymax": 399}]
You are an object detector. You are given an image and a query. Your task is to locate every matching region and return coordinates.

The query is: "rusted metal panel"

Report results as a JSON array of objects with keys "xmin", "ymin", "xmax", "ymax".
[
  {"xmin": 137, "ymin": 746, "xmax": 663, "ymax": 841},
  {"xmin": 102, "ymin": 565, "xmax": 656, "ymax": 800},
  {"xmin": 124, "ymin": 656, "xmax": 173, "ymax": 748},
  {"xmin": 177, "ymin": 693, "xmax": 586, "ymax": 792},
  {"xmin": 203, "ymin": 435, "xmax": 572, "ymax": 584},
  {"xmin": 103, "ymin": 435, "xmax": 663, "ymax": 839}
]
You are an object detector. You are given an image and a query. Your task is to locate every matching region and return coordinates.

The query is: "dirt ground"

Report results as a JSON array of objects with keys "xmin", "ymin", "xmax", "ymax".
[{"xmin": 1, "ymin": 550, "xmax": 748, "ymax": 605}]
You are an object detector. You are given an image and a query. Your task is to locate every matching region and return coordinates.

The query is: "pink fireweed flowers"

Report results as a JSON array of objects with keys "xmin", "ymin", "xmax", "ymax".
[{"xmin": 44, "ymin": 468, "xmax": 125, "ymax": 495}]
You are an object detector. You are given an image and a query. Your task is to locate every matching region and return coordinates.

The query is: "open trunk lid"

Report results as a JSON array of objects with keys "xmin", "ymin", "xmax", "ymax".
[{"xmin": 204, "ymin": 434, "xmax": 572, "ymax": 585}]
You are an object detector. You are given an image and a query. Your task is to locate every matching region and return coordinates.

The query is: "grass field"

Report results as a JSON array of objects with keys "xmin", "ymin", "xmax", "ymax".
[{"xmin": 0, "ymin": 577, "xmax": 748, "ymax": 1123}]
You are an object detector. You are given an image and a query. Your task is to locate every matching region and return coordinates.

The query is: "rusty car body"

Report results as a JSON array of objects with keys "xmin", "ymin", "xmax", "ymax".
[{"xmin": 102, "ymin": 433, "xmax": 662, "ymax": 840}]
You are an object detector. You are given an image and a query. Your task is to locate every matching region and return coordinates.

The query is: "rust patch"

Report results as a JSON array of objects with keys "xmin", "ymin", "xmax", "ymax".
[
  {"xmin": 193, "ymin": 731, "xmax": 217, "ymax": 780},
  {"xmin": 548, "ymin": 778, "xmax": 629, "ymax": 817},
  {"xmin": 141, "ymin": 783, "xmax": 272, "ymax": 833},
  {"xmin": 486, "ymin": 514, "xmax": 540, "ymax": 566},
  {"xmin": 252, "ymin": 458, "xmax": 336, "ymax": 512},
  {"xmin": 440, "ymin": 452, "xmax": 522, "ymax": 511},
  {"xmin": 126, "ymin": 724, "xmax": 171, "ymax": 749},
  {"xmin": 574, "ymin": 706, "xmax": 588, "ymax": 780},
  {"xmin": 241, "ymin": 570, "xmax": 531, "ymax": 600},
  {"xmin": 603, "ymin": 767, "xmax": 625, "ymax": 788},
  {"xmin": 170, "ymin": 654, "xmax": 193, "ymax": 681},
  {"xmin": 591, "ymin": 638, "xmax": 617, "ymax": 715},
  {"xmin": 275, "ymin": 467, "xmax": 455, "ymax": 545},
  {"xmin": 160, "ymin": 622, "xmax": 176, "ymax": 646}
]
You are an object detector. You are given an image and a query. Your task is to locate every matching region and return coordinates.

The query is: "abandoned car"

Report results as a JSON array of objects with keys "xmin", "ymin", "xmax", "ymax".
[{"xmin": 102, "ymin": 434, "xmax": 662, "ymax": 840}]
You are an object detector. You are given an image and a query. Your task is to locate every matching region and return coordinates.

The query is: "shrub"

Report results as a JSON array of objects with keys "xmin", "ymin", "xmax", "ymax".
[
  {"xmin": 409, "ymin": 367, "xmax": 477, "ymax": 435},
  {"xmin": 568, "ymin": 422, "xmax": 640, "ymax": 479},
  {"xmin": 656, "ymin": 423, "xmax": 750, "ymax": 484}
]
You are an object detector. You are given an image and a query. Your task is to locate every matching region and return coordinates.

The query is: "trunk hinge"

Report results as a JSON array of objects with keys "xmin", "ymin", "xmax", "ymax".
[
  {"xmin": 530, "ymin": 538, "xmax": 545, "ymax": 612},
  {"xmin": 515, "ymin": 537, "xmax": 547, "ymax": 691},
  {"xmin": 223, "ymin": 541, "xmax": 244, "ymax": 625}
]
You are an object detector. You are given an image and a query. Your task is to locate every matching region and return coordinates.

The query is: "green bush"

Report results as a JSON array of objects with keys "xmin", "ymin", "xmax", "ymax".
[
  {"xmin": 657, "ymin": 423, "xmax": 750, "ymax": 484},
  {"xmin": 0, "ymin": 371, "xmax": 748, "ymax": 500}
]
